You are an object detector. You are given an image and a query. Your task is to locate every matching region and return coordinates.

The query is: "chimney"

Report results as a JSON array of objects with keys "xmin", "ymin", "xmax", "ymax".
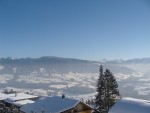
[{"xmin": 62, "ymin": 94, "xmax": 65, "ymax": 99}]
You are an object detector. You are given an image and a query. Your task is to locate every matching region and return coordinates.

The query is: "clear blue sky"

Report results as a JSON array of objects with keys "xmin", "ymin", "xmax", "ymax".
[{"xmin": 0, "ymin": 0, "xmax": 150, "ymax": 60}]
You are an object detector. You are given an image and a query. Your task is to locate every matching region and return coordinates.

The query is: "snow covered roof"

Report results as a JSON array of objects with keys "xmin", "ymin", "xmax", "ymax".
[
  {"xmin": 21, "ymin": 96, "xmax": 80, "ymax": 113},
  {"xmin": 0, "ymin": 93, "xmax": 8, "ymax": 100},
  {"xmin": 4, "ymin": 93, "xmax": 38, "ymax": 103},
  {"xmin": 109, "ymin": 97, "xmax": 150, "ymax": 113},
  {"xmin": 13, "ymin": 99, "xmax": 35, "ymax": 107}
]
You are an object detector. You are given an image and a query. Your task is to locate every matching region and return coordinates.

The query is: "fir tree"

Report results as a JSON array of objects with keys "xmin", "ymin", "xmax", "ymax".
[{"xmin": 94, "ymin": 65, "xmax": 120, "ymax": 113}]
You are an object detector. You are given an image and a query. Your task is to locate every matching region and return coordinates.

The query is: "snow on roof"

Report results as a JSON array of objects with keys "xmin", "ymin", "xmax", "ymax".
[
  {"xmin": 109, "ymin": 97, "xmax": 150, "ymax": 113},
  {"xmin": 0, "ymin": 93, "xmax": 8, "ymax": 100},
  {"xmin": 13, "ymin": 99, "xmax": 35, "ymax": 107},
  {"xmin": 4, "ymin": 93, "xmax": 38, "ymax": 103},
  {"xmin": 21, "ymin": 96, "xmax": 80, "ymax": 113}
]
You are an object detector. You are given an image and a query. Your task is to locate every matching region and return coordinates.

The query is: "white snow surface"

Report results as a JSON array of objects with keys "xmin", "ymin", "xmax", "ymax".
[
  {"xmin": 13, "ymin": 99, "xmax": 35, "ymax": 106},
  {"xmin": 109, "ymin": 97, "xmax": 150, "ymax": 113},
  {"xmin": 0, "ymin": 93, "xmax": 8, "ymax": 100},
  {"xmin": 5, "ymin": 93, "xmax": 38, "ymax": 103}
]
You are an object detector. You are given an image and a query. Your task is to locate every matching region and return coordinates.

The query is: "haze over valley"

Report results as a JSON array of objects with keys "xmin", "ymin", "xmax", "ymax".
[{"xmin": 0, "ymin": 56, "xmax": 150, "ymax": 100}]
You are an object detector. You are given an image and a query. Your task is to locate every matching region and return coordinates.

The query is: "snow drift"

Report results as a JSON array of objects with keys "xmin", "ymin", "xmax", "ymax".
[{"xmin": 109, "ymin": 97, "xmax": 150, "ymax": 113}]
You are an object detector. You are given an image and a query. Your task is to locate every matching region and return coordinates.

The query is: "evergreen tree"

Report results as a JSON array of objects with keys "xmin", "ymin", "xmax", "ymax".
[{"xmin": 94, "ymin": 65, "xmax": 120, "ymax": 113}]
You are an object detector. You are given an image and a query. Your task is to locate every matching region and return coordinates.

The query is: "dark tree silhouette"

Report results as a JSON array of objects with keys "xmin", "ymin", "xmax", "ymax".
[{"xmin": 94, "ymin": 65, "xmax": 120, "ymax": 113}]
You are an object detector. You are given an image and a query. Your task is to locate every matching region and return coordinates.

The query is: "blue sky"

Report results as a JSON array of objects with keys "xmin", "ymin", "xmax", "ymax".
[{"xmin": 0, "ymin": 0, "xmax": 150, "ymax": 60}]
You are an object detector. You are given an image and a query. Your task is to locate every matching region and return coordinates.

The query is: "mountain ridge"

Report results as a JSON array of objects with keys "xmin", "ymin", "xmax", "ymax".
[{"xmin": 1, "ymin": 56, "xmax": 150, "ymax": 64}]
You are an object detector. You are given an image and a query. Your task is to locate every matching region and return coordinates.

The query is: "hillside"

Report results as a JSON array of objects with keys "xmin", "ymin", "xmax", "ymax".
[{"xmin": 109, "ymin": 97, "xmax": 150, "ymax": 113}]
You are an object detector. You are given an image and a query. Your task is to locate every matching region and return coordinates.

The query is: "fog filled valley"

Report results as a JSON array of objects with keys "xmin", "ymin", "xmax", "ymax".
[{"xmin": 0, "ymin": 56, "xmax": 150, "ymax": 100}]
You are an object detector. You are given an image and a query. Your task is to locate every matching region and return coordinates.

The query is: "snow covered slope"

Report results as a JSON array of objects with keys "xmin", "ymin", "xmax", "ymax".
[{"xmin": 109, "ymin": 97, "xmax": 150, "ymax": 113}]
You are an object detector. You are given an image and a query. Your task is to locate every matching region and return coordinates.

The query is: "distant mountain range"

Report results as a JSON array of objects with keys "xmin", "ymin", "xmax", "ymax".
[
  {"xmin": 0, "ymin": 56, "xmax": 99, "ymax": 75},
  {"xmin": 1, "ymin": 56, "xmax": 150, "ymax": 75},
  {"xmin": 102, "ymin": 57, "xmax": 150, "ymax": 64},
  {"xmin": 1, "ymin": 56, "xmax": 150, "ymax": 64}
]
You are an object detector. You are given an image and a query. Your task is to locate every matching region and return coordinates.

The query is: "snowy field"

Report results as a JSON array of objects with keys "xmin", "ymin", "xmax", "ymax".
[{"xmin": 109, "ymin": 97, "xmax": 150, "ymax": 113}]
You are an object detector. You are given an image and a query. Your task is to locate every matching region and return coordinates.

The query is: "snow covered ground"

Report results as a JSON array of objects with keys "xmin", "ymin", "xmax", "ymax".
[{"xmin": 109, "ymin": 97, "xmax": 150, "ymax": 113}]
